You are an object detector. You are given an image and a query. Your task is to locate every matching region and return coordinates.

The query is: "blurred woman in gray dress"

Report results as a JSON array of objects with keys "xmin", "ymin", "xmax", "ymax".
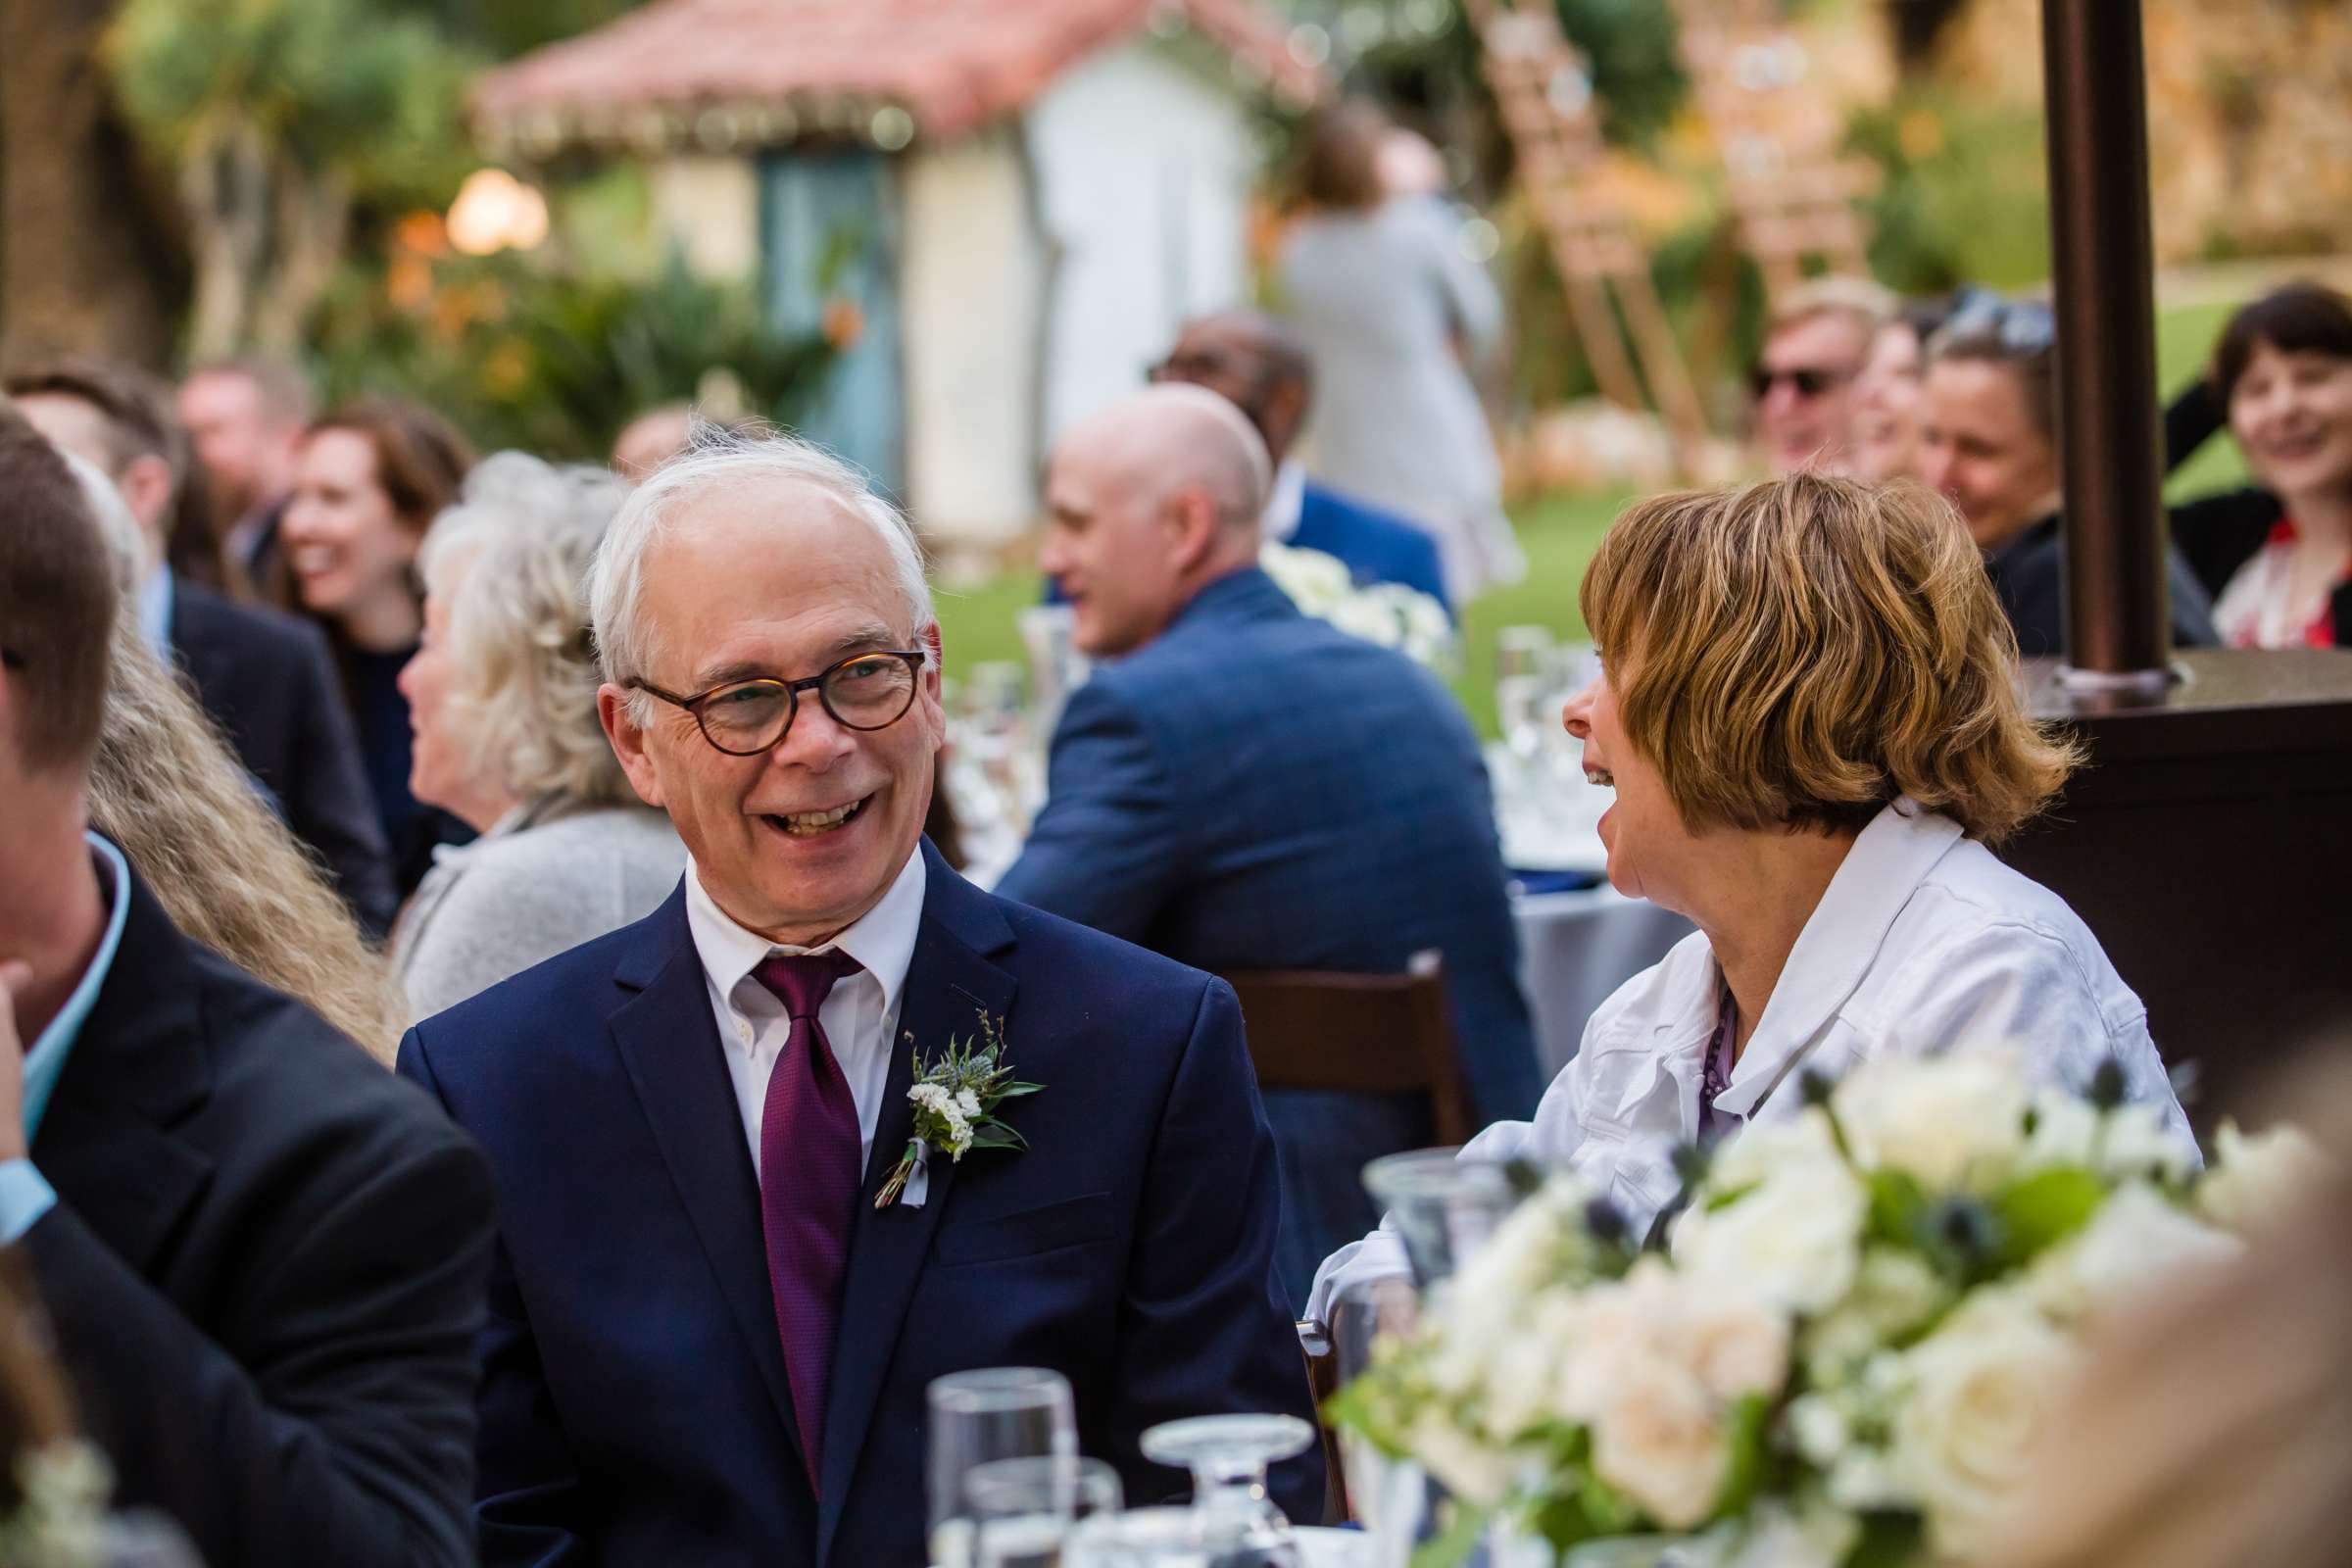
[
  {"xmin": 391, "ymin": 454, "xmax": 683, "ymax": 1022},
  {"xmin": 1276, "ymin": 101, "xmax": 1522, "ymax": 601}
]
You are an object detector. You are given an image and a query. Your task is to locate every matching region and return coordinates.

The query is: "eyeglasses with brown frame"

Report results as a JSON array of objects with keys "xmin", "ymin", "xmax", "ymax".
[{"xmin": 630, "ymin": 648, "xmax": 928, "ymax": 757}]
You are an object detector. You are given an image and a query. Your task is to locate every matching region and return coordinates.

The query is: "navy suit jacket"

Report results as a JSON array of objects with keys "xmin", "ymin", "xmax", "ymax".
[
  {"xmin": 1289, "ymin": 478, "xmax": 1451, "ymax": 612},
  {"xmin": 170, "ymin": 577, "xmax": 401, "ymax": 935},
  {"xmin": 397, "ymin": 842, "xmax": 1319, "ymax": 1567},
  {"xmin": 996, "ymin": 567, "xmax": 1541, "ymax": 1296}
]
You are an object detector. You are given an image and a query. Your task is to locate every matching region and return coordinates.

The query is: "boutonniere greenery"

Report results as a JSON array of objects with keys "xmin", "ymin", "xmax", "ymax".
[{"xmin": 875, "ymin": 1011, "xmax": 1043, "ymax": 1208}]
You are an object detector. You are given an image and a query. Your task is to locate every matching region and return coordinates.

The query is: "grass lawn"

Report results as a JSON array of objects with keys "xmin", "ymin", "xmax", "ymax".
[{"xmin": 933, "ymin": 302, "xmax": 2254, "ymax": 738}]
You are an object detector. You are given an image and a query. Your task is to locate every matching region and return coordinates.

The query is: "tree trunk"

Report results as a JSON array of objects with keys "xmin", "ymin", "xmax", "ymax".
[{"xmin": 0, "ymin": 0, "xmax": 183, "ymax": 373}]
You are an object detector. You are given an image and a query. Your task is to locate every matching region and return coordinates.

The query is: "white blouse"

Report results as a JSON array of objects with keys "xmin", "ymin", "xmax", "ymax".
[{"xmin": 1305, "ymin": 799, "xmax": 2191, "ymax": 1321}]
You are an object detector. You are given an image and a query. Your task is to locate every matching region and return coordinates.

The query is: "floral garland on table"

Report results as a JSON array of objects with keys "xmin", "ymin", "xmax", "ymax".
[
  {"xmin": 1259, "ymin": 542, "xmax": 1456, "ymax": 673},
  {"xmin": 1330, "ymin": 1051, "xmax": 2330, "ymax": 1567}
]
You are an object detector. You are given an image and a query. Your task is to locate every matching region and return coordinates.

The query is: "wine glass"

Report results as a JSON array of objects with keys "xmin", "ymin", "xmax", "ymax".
[
  {"xmin": 964, "ymin": 1455, "xmax": 1123, "ymax": 1568},
  {"xmin": 1494, "ymin": 625, "xmax": 1557, "ymax": 765},
  {"xmin": 928, "ymin": 1368, "xmax": 1077, "ymax": 1568},
  {"xmin": 1138, "ymin": 1413, "xmax": 1315, "ymax": 1568}
]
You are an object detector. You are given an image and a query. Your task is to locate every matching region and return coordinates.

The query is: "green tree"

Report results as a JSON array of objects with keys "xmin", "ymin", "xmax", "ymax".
[{"xmin": 106, "ymin": 0, "xmax": 476, "ymax": 358}]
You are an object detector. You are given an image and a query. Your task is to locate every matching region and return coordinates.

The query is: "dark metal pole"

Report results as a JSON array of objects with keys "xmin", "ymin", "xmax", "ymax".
[{"xmin": 2039, "ymin": 0, "xmax": 2171, "ymax": 686}]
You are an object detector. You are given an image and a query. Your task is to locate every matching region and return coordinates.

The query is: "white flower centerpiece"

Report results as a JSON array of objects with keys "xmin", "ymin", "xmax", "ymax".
[
  {"xmin": 1259, "ymin": 541, "xmax": 1456, "ymax": 673},
  {"xmin": 1330, "ymin": 1051, "xmax": 2327, "ymax": 1567}
]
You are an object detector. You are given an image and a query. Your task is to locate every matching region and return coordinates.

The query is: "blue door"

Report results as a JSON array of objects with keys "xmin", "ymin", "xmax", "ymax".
[{"xmin": 760, "ymin": 150, "xmax": 904, "ymax": 496}]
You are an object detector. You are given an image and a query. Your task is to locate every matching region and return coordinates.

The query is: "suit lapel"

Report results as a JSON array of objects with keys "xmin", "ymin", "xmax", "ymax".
[
  {"xmin": 36, "ymin": 868, "xmax": 217, "ymax": 1279},
  {"xmin": 605, "ymin": 890, "xmax": 807, "ymax": 1476},
  {"xmin": 816, "ymin": 847, "xmax": 1018, "ymax": 1560}
]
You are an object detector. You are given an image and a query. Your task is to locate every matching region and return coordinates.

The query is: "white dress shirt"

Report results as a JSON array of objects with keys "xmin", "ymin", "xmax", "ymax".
[
  {"xmin": 1262, "ymin": 459, "xmax": 1308, "ymax": 544},
  {"xmin": 1305, "ymin": 797, "xmax": 2192, "ymax": 1320},
  {"xmin": 684, "ymin": 848, "xmax": 928, "ymax": 1180}
]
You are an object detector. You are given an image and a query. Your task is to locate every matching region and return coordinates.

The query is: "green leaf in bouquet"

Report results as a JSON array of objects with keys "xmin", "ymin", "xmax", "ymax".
[
  {"xmin": 967, "ymin": 1124, "xmax": 1028, "ymax": 1152},
  {"xmin": 1992, "ymin": 1166, "xmax": 2105, "ymax": 1266},
  {"xmin": 1711, "ymin": 1393, "xmax": 1773, "ymax": 1520},
  {"xmin": 1411, "ymin": 1497, "xmax": 1493, "ymax": 1568},
  {"xmin": 1703, "ymin": 1179, "xmax": 1761, "ymax": 1213},
  {"xmin": 1864, "ymin": 1170, "xmax": 1929, "ymax": 1249},
  {"xmin": 1841, "ymin": 1508, "xmax": 1926, "ymax": 1568}
]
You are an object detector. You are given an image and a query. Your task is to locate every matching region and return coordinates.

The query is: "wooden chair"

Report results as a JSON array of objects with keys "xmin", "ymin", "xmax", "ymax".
[
  {"xmin": 1296, "ymin": 1318, "xmax": 1348, "ymax": 1525},
  {"xmin": 1218, "ymin": 950, "xmax": 1474, "ymax": 1146}
]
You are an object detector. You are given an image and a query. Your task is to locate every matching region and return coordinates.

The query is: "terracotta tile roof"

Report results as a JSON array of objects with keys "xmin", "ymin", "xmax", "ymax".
[{"xmin": 474, "ymin": 0, "xmax": 1325, "ymax": 155}]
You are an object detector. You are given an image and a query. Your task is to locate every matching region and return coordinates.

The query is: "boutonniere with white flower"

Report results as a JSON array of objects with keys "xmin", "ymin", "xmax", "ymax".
[{"xmin": 875, "ymin": 1011, "xmax": 1042, "ymax": 1209}]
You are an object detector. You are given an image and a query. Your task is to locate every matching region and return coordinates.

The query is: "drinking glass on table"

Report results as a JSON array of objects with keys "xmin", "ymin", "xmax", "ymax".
[
  {"xmin": 1063, "ymin": 1506, "xmax": 1208, "ymax": 1567},
  {"xmin": 1494, "ymin": 625, "xmax": 1556, "ymax": 766},
  {"xmin": 964, "ymin": 1455, "xmax": 1124, "ymax": 1568},
  {"xmin": 929, "ymin": 1368, "xmax": 1078, "ymax": 1568},
  {"xmin": 1139, "ymin": 1413, "xmax": 1316, "ymax": 1568}
]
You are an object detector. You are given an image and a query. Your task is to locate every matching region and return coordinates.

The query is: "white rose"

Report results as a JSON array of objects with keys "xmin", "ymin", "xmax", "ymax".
[
  {"xmin": 1406, "ymin": 1411, "xmax": 1512, "ymax": 1509},
  {"xmin": 1887, "ymin": 1290, "xmax": 2080, "ymax": 1558},
  {"xmin": 1479, "ymin": 1288, "xmax": 1581, "ymax": 1439},
  {"xmin": 2197, "ymin": 1120, "xmax": 2332, "ymax": 1234},
  {"xmin": 1704, "ymin": 1108, "xmax": 1842, "ymax": 1195},
  {"xmin": 1673, "ymin": 1149, "xmax": 1865, "ymax": 1316},
  {"xmin": 1723, "ymin": 1501, "xmax": 1861, "ymax": 1568},
  {"xmin": 2093, "ymin": 1101, "xmax": 2198, "ymax": 1185},
  {"xmin": 1683, "ymin": 1285, "xmax": 1791, "ymax": 1403},
  {"xmin": 2024, "ymin": 1183, "xmax": 2239, "ymax": 1319},
  {"xmin": 1786, "ymin": 1393, "xmax": 1849, "ymax": 1466},
  {"xmin": 1824, "ymin": 1446, "xmax": 1907, "ymax": 1512},
  {"xmin": 1260, "ymin": 543, "xmax": 1351, "ymax": 613},
  {"xmin": 1589, "ymin": 1354, "xmax": 1728, "ymax": 1531},
  {"xmin": 1803, "ymin": 1248, "xmax": 1951, "ymax": 1385},
  {"xmin": 2018, "ymin": 1091, "xmax": 2098, "ymax": 1171},
  {"xmin": 1325, "ymin": 593, "xmax": 1403, "ymax": 649},
  {"xmin": 1834, "ymin": 1050, "xmax": 2030, "ymax": 1190}
]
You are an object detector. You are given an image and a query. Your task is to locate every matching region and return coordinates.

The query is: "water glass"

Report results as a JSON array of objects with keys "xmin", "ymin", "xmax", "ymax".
[
  {"xmin": 928, "ymin": 1368, "xmax": 1078, "ymax": 1568},
  {"xmin": 1063, "ymin": 1506, "xmax": 1208, "ymax": 1567},
  {"xmin": 1494, "ymin": 625, "xmax": 1556, "ymax": 764},
  {"xmin": 1360, "ymin": 1149, "xmax": 1524, "ymax": 1287},
  {"xmin": 965, "ymin": 1456, "xmax": 1123, "ymax": 1568}
]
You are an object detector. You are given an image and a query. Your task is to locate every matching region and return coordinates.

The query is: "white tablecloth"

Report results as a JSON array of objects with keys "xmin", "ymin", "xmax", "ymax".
[{"xmin": 1512, "ymin": 885, "xmax": 1695, "ymax": 1079}]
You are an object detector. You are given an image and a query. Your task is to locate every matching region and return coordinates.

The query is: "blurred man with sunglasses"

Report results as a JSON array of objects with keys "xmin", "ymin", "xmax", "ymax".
[
  {"xmin": 397, "ymin": 423, "xmax": 1319, "ymax": 1566},
  {"xmin": 1751, "ymin": 277, "xmax": 1897, "ymax": 475}
]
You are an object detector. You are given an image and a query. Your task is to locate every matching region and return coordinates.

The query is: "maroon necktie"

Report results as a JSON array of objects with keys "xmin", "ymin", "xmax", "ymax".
[{"xmin": 753, "ymin": 950, "xmax": 865, "ymax": 1494}]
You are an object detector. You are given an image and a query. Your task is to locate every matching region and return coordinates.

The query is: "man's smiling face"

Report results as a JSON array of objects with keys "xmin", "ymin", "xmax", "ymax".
[{"xmin": 606, "ymin": 483, "xmax": 943, "ymax": 945}]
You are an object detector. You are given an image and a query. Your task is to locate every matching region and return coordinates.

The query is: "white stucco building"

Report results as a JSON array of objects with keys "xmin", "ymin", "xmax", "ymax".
[{"xmin": 475, "ymin": 0, "xmax": 1322, "ymax": 558}]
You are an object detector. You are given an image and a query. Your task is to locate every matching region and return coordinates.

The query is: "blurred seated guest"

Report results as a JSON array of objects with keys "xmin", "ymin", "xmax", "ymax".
[
  {"xmin": 1278, "ymin": 100, "xmax": 1520, "ymax": 601},
  {"xmin": 284, "ymin": 398, "xmax": 476, "ymax": 893},
  {"xmin": 1751, "ymin": 276, "xmax": 1895, "ymax": 476},
  {"xmin": 1308, "ymin": 475, "xmax": 2190, "ymax": 1318},
  {"xmin": 2177, "ymin": 282, "xmax": 2352, "ymax": 648},
  {"xmin": 177, "ymin": 358, "xmax": 312, "ymax": 605},
  {"xmin": 1920, "ymin": 296, "xmax": 2219, "ymax": 659},
  {"xmin": 9, "ymin": 357, "xmax": 400, "ymax": 935},
  {"xmin": 399, "ymin": 423, "xmax": 1320, "ymax": 1561},
  {"xmin": 1150, "ymin": 310, "xmax": 1450, "ymax": 610},
  {"xmin": 1846, "ymin": 291, "xmax": 1975, "ymax": 483},
  {"xmin": 70, "ymin": 450, "xmax": 402, "ymax": 1060},
  {"xmin": 998, "ymin": 385, "xmax": 1541, "ymax": 1303},
  {"xmin": 392, "ymin": 455, "xmax": 684, "ymax": 1022},
  {"xmin": 0, "ymin": 412, "xmax": 494, "ymax": 1565},
  {"xmin": 612, "ymin": 403, "xmax": 695, "ymax": 483}
]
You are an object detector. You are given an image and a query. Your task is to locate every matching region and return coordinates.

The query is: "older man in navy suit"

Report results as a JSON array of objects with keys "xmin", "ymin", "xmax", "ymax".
[
  {"xmin": 398, "ymin": 426, "xmax": 1318, "ymax": 1566},
  {"xmin": 999, "ymin": 386, "xmax": 1541, "ymax": 1303}
]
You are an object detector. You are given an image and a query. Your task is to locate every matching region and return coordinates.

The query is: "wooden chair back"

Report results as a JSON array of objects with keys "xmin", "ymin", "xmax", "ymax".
[{"xmin": 1219, "ymin": 950, "xmax": 1473, "ymax": 1146}]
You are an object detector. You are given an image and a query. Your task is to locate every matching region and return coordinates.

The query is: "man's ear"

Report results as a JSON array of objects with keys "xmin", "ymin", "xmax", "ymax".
[
  {"xmin": 1162, "ymin": 487, "xmax": 1222, "ymax": 576},
  {"xmin": 597, "ymin": 684, "xmax": 665, "ymax": 809}
]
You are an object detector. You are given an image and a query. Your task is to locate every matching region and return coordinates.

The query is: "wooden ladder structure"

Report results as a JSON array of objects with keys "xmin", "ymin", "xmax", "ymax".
[
  {"xmin": 1461, "ymin": 0, "xmax": 1711, "ymax": 467},
  {"xmin": 1669, "ymin": 0, "xmax": 1879, "ymax": 299}
]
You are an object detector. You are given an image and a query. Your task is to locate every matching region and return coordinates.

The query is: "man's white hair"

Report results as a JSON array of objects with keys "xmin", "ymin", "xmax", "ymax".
[{"xmin": 589, "ymin": 421, "xmax": 934, "ymax": 725}]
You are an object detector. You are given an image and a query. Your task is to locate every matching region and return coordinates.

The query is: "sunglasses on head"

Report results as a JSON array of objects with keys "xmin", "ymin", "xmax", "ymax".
[
  {"xmin": 1942, "ymin": 294, "xmax": 2057, "ymax": 355},
  {"xmin": 1749, "ymin": 366, "xmax": 1849, "ymax": 400}
]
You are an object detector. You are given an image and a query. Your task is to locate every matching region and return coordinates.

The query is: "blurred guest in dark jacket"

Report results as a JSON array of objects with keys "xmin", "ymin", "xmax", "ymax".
[
  {"xmin": 283, "ymin": 400, "xmax": 476, "ymax": 895},
  {"xmin": 1919, "ymin": 296, "xmax": 2219, "ymax": 660},
  {"xmin": 178, "ymin": 359, "xmax": 313, "ymax": 606},
  {"xmin": 998, "ymin": 385, "xmax": 1540, "ymax": 1304},
  {"xmin": 9, "ymin": 359, "xmax": 399, "ymax": 935}
]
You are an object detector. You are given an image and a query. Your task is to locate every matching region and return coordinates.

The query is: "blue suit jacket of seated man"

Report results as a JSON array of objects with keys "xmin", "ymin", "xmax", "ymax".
[
  {"xmin": 396, "ymin": 840, "xmax": 1322, "ymax": 1568},
  {"xmin": 996, "ymin": 565, "xmax": 1543, "ymax": 1302},
  {"xmin": 1288, "ymin": 478, "xmax": 1451, "ymax": 611}
]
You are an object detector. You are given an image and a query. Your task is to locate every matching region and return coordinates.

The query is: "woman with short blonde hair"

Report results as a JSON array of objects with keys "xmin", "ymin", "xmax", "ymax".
[
  {"xmin": 391, "ymin": 453, "xmax": 683, "ymax": 1022},
  {"xmin": 1311, "ymin": 473, "xmax": 2187, "ymax": 1316}
]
